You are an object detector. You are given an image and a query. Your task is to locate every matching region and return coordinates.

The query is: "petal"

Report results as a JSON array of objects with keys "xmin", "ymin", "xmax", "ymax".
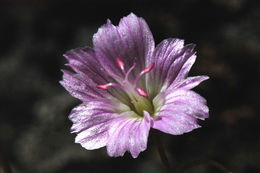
[
  {"xmin": 171, "ymin": 53, "xmax": 196, "ymax": 83},
  {"xmin": 61, "ymin": 47, "xmax": 114, "ymax": 101},
  {"xmin": 70, "ymin": 101, "xmax": 116, "ymax": 150},
  {"xmin": 163, "ymin": 44, "xmax": 196, "ymax": 87},
  {"xmin": 147, "ymin": 38, "xmax": 196, "ymax": 94},
  {"xmin": 169, "ymin": 75, "xmax": 209, "ymax": 90},
  {"xmin": 93, "ymin": 13, "xmax": 155, "ymax": 81},
  {"xmin": 106, "ymin": 111, "xmax": 152, "ymax": 158},
  {"xmin": 60, "ymin": 70, "xmax": 107, "ymax": 101},
  {"xmin": 164, "ymin": 89, "xmax": 209, "ymax": 119},
  {"xmin": 62, "ymin": 47, "xmax": 133, "ymax": 103},
  {"xmin": 129, "ymin": 112, "xmax": 152, "ymax": 158},
  {"xmin": 149, "ymin": 38, "xmax": 184, "ymax": 68},
  {"xmin": 70, "ymin": 101, "xmax": 115, "ymax": 133},
  {"xmin": 75, "ymin": 123, "xmax": 109, "ymax": 150},
  {"xmin": 152, "ymin": 89, "xmax": 208, "ymax": 135},
  {"xmin": 64, "ymin": 47, "xmax": 111, "ymax": 84},
  {"xmin": 153, "ymin": 113, "xmax": 200, "ymax": 135}
]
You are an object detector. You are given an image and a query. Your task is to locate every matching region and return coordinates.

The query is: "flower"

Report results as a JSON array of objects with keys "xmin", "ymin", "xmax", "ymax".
[{"xmin": 60, "ymin": 13, "xmax": 209, "ymax": 158}]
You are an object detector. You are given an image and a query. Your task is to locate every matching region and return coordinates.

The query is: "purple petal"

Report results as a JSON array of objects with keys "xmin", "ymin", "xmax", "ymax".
[
  {"xmin": 70, "ymin": 101, "xmax": 115, "ymax": 133},
  {"xmin": 148, "ymin": 38, "xmax": 196, "ymax": 93},
  {"xmin": 75, "ymin": 123, "xmax": 109, "ymax": 150},
  {"xmin": 171, "ymin": 53, "xmax": 196, "ymax": 83},
  {"xmin": 152, "ymin": 89, "xmax": 208, "ymax": 135},
  {"xmin": 149, "ymin": 38, "xmax": 184, "ymax": 68},
  {"xmin": 164, "ymin": 89, "xmax": 209, "ymax": 119},
  {"xmin": 93, "ymin": 13, "xmax": 155, "ymax": 81},
  {"xmin": 61, "ymin": 48, "xmax": 131, "ymax": 102},
  {"xmin": 61, "ymin": 47, "xmax": 122, "ymax": 101},
  {"xmin": 106, "ymin": 111, "xmax": 152, "ymax": 158},
  {"xmin": 70, "ymin": 102, "xmax": 116, "ymax": 150},
  {"xmin": 162, "ymin": 43, "xmax": 196, "ymax": 87},
  {"xmin": 170, "ymin": 76, "xmax": 209, "ymax": 90},
  {"xmin": 60, "ymin": 70, "xmax": 108, "ymax": 101},
  {"xmin": 153, "ymin": 113, "xmax": 200, "ymax": 135},
  {"xmin": 64, "ymin": 47, "xmax": 111, "ymax": 84}
]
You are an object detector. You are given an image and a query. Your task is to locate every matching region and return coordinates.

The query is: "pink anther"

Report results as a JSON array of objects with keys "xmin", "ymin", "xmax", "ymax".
[
  {"xmin": 115, "ymin": 58, "xmax": 125, "ymax": 72},
  {"xmin": 141, "ymin": 63, "xmax": 154, "ymax": 75},
  {"xmin": 96, "ymin": 83, "xmax": 113, "ymax": 90},
  {"xmin": 136, "ymin": 88, "xmax": 149, "ymax": 97}
]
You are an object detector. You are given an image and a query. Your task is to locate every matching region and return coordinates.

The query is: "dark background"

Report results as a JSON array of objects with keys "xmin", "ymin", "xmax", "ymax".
[{"xmin": 0, "ymin": 0, "xmax": 260, "ymax": 173}]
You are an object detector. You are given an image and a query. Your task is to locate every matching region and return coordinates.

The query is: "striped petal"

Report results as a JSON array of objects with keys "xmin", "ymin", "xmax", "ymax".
[
  {"xmin": 152, "ymin": 89, "xmax": 209, "ymax": 135},
  {"xmin": 64, "ymin": 47, "xmax": 112, "ymax": 84},
  {"xmin": 169, "ymin": 75, "xmax": 209, "ymax": 90},
  {"xmin": 147, "ymin": 38, "xmax": 196, "ymax": 95},
  {"xmin": 60, "ymin": 70, "xmax": 108, "ymax": 101},
  {"xmin": 61, "ymin": 47, "xmax": 132, "ymax": 103},
  {"xmin": 93, "ymin": 13, "xmax": 155, "ymax": 82},
  {"xmin": 70, "ymin": 101, "xmax": 118, "ymax": 150},
  {"xmin": 107, "ymin": 111, "xmax": 152, "ymax": 158}
]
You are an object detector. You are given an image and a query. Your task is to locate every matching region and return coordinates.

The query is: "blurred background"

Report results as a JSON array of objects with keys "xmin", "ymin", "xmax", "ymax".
[{"xmin": 0, "ymin": 0, "xmax": 260, "ymax": 173}]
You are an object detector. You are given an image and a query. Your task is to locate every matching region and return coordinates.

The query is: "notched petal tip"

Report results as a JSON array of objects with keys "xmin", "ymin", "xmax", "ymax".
[
  {"xmin": 129, "ymin": 12, "xmax": 137, "ymax": 17},
  {"xmin": 106, "ymin": 19, "xmax": 112, "ymax": 24},
  {"xmin": 121, "ymin": 12, "xmax": 140, "ymax": 21},
  {"xmin": 185, "ymin": 43, "xmax": 196, "ymax": 50}
]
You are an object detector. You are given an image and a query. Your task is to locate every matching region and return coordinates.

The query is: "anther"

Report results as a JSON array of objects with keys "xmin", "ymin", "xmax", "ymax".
[
  {"xmin": 115, "ymin": 58, "xmax": 125, "ymax": 72},
  {"xmin": 96, "ymin": 83, "xmax": 113, "ymax": 90},
  {"xmin": 96, "ymin": 83, "xmax": 124, "ymax": 90},
  {"xmin": 136, "ymin": 88, "xmax": 149, "ymax": 97},
  {"xmin": 140, "ymin": 63, "xmax": 155, "ymax": 75}
]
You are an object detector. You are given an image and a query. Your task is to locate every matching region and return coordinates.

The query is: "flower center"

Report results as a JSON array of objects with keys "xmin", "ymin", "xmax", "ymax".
[{"xmin": 96, "ymin": 58, "xmax": 155, "ymax": 116}]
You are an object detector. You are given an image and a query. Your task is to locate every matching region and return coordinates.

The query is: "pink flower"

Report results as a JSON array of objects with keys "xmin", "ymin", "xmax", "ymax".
[{"xmin": 60, "ymin": 13, "xmax": 209, "ymax": 158}]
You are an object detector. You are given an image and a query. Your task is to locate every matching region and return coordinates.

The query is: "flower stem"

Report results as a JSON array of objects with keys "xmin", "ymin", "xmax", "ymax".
[{"xmin": 153, "ymin": 132, "xmax": 171, "ymax": 173}]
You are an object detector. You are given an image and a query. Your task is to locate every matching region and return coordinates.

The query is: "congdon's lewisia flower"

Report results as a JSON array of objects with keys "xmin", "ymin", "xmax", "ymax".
[{"xmin": 60, "ymin": 13, "xmax": 209, "ymax": 158}]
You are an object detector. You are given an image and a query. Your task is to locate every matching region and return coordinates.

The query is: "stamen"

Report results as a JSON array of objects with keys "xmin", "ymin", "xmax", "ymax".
[
  {"xmin": 134, "ymin": 63, "xmax": 155, "ymax": 87},
  {"xmin": 115, "ymin": 58, "xmax": 125, "ymax": 72},
  {"xmin": 140, "ymin": 63, "xmax": 155, "ymax": 75},
  {"xmin": 133, "ymin": 63, "xmax": 154, "ymax": 97},
  {"xmin": 96, "ymin": 83, "xmax": 124, "ymax": 90},
  {"xmin": 136, "ymin": 88, "xmax": 149, "ymax": 97},
  {"xmin": 97, "ymin": 62, "xmax": 154, "ymax": 98},
  {"xmin": 96, "ymin": 83, "xmax": 113, "ymax": 90},
  {"xmin": 125, "ymin": 63, "xmax": 136, "ymax": 82}
]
